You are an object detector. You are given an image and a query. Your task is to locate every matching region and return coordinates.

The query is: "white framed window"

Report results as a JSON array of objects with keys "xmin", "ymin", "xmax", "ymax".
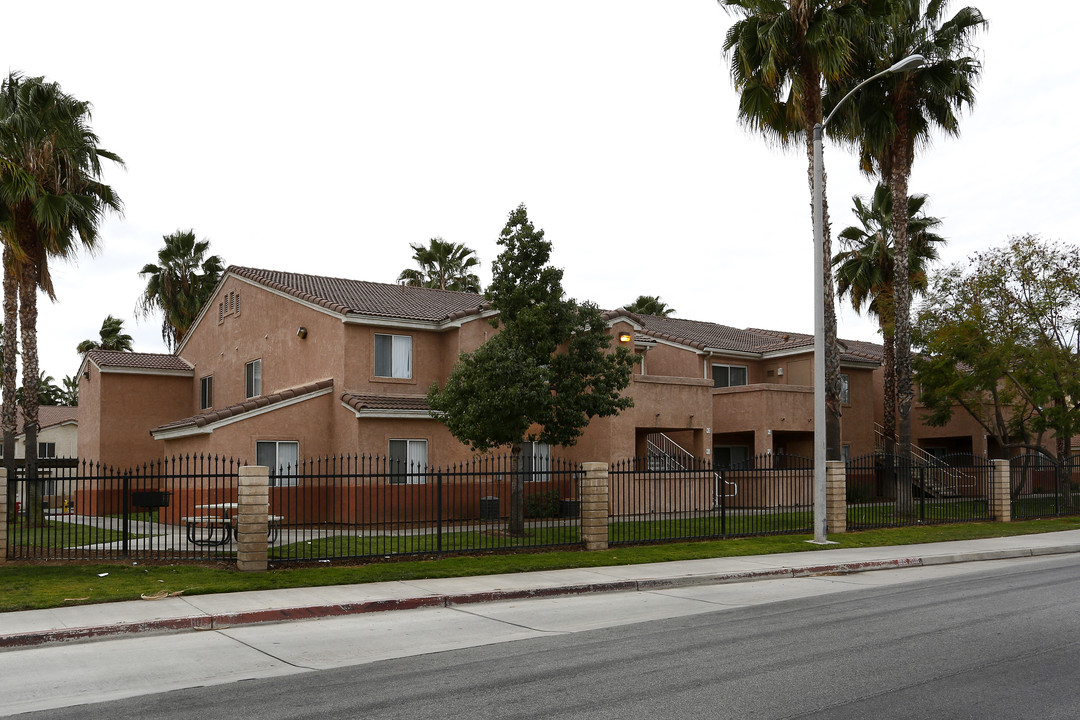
[
  {"xmin": 256, "ymin": 440, "xmax": 299, "ymax": 487},
  {"xmin": 200, "ymin": 375, "xmax": 213, "ymax": 410},
  {"xmin": 389, "ymin": 439, "xmax": 427, "ymax": 484},
  {"xmin": 839, "ymin": 374, "xmax": 850, "ymax": 404},
  {"xmin": 38, "ymin": 442, "xmax": 57, "ymax": 459},
  {"xmin": 375, "ymin": 334, "xmax": 412, "ymax": 379},
  {"xmin": 712, "ymin": 364, "xmax": 748, "ymax": 389},
  {"xmin": 841, "ymin": 444, "xmax": 851, "ymax": 463},
  {"xmin": 518, "ymin": 441, "xmax": 552, "ymax": 481},
  {"xmin": 245, "ymin": 359, "xmax": 262, "ymax": 398}
]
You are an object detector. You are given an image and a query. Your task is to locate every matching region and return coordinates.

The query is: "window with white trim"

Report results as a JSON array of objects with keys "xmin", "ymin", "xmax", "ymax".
[
  {"xmin": 712, "ymin": 364, "xmax": 748, "ymax": 388},
  {"xmin": 839, "ymin": 374, "xmax": 850, "ymax": 404},
  {"xmin": 256, "ymin": 440, "xmax": 298, "ymax": 487},
  {"xmin": 518, "ymin": 441, "xmax": 552, "ymax": 481},
  {"xmin": 375, "ymin": 334, "xmax": 412, "ymax": 379},
  {"xmin": 200, "ymin": 375, "xmax": 213, "ymax": 410},
  {"xmin": 389, "ymin": 439, "xmax": 427, "ymax": 484},
  {"xmin": 245, "ymin": 359, "xmax": 262, "ymax": 398},
  {"xmin": 38, "ymin": 442, "xmax": 57, "ymax": 459}
]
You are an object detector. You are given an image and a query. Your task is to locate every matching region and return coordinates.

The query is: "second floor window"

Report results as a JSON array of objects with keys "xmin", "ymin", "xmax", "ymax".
[
  {"xmin": 375, "ymin": 333, "xmax": 412, "ymax": 379},
  {"xmin": 840, "ymin": 374, "xmax": 850, "ymax": 404},
  {"xmin": 712, "ymin": 364, "xmax": 748, "ymax": 388},
  {"xmin": 245, "ymin": 359, "xmax": 262, "ymax": 398},
  {"xmin": 200, "ymin": 375, "xmax": 213, "ymax": 410}
]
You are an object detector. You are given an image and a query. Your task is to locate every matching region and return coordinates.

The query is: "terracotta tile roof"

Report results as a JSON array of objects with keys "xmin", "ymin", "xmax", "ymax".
[
  {"xmin": 606, "ymin": 310, "xmax": 882, "ymax": 363},
  {"xmin": 86, "ymin": 350, "xmax": 192, "ymax": 372},
  {"xmin": 229, "ymin": 266, "xmax": 492, "ymax": 323},
  {"xmin": 341, "ymin": 393, "xmax": 431, "ymax": 413},
  {"xmin": 16, "ymin": 405, "xmax": 78, "ymax": 435},
  {"xmin": 152, "ymin": 379, "xmax": 334, "ymax": 433}
]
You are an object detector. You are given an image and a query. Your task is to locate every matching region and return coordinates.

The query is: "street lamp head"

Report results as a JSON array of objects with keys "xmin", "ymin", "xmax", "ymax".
[{"xmin": 889, "ymin": 54, "xmax": 926, "ymax": 74}]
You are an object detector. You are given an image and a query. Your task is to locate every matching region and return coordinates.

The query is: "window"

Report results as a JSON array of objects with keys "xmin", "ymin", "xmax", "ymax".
[
  {"xmin": 841, "ymin": 445, "xmax": 851, "ymax": 463},
  {"xmin": 375, "ymin": 334, "xmax": 412, "ymax": 379},
  {"xmin": 38, "ymin": 442, "xmax": 57, "ymax": 459},
  {"xmin": 518, "ymin": 441, "xmax": 552, "ymax": 481},
  {"xmin": 839, "ymin": 374, "xmax": 850, "ymax": 404},
  {"xmin": 256, "ymin": 440, "xmax": 299, "ymax": 487},
  {"xmin": 200, "ymin": 375, "xmax": 213, "ymax": 410},
  {"xmin": 245, "ymin": 359, "xmax": 262, "ymax": 398},
  {"xmin": 712, "ymin": 364, "xmax": 748, "ymax": 388},
  {"xmin": 389, "ymin": 439, "xmax": 427, "ymax": 484},
  {"xmin": 713, "ymin": 445, "xmax": 750, "ymax": 469}
]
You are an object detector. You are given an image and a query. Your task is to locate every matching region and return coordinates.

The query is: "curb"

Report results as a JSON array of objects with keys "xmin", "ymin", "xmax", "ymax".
[{"xmin": 3, "ymin": 545, "xmax": 1077, "ymax": 650}]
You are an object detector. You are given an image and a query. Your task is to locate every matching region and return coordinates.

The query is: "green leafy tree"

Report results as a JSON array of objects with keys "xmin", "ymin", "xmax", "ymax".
[
  {"xmin": 0, "ymin": 72, "xmax": 123, "ymax": 522},
  {"xmin": 624, "ymin": 295, "xmax": 676, "ymax": 317},
  {"xmin": 915, "ymin": 235, "xmax": 1080, "ymax": 498},
  {"xmin": 397, "ymin": 237, "xmax": 481, "ymax": 293},
  {"xmin": 77, "ymin": 314, "xmax": 134, "ymax": 354},
  {"xmin": 834, "ymin": 182, "xmax": 943, "ymax": 449},
  {"xmin": 18, "ymin": 371, "xmax": 62, "ymax": 406},
  {"xmin": 137, "ymin": 230, "xmax": 224, "ymax": 350},
  {"xmin": 60, "ymin": 374, "xmax": 78, "ymax": 406},
  {"xmin": 828, "ymin": 0, "xmax": 985, "ymax": 459},
  {"xmin": 429, "ymin": 204, "xmax": 635, "ymax": 534},
  {"xmin": 721, "ymin": 0, "xmax": 868, "ymax": 460}
]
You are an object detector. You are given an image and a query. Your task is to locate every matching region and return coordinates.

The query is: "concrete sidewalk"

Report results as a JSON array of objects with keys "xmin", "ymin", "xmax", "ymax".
[{"xmin": 5, "ymin": 529, "xmax": 1080, "ymax": 650}]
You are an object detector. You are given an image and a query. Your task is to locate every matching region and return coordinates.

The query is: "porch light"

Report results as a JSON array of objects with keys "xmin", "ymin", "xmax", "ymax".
[{"xmin": 618, "ymin": 332, "xmax": 632, "ymax": 343}]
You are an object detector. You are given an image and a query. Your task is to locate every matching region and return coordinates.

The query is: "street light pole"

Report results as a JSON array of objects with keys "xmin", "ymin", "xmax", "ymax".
[{"xmin": 810, "ymin": 53, "xmax": 925, "ymax": 545}]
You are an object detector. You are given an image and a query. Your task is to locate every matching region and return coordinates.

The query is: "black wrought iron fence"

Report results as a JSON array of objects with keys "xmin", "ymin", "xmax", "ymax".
[
  {"xmin": 608, "ymin": 454, "xmax": 813, "ymax": 545},
  {"xmin": 846, "ymin": 452, "xmax": 992, "ymax": 529},
  {"xmin": 5, "ymin": 455, "xmax": 242, "ymax": 562},
  {"xmin": 268, "ymin": 454, "xmax": 583, "ymax": 562},
  {"xmin": 1010, "ymin": 453, "xmax": 1080, "ymax": 519}
]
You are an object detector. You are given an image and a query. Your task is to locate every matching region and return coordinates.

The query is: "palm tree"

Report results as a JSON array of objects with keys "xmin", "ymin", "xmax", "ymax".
[
  {"xmin": 77, "ymin": 314, "xmax": 134, "ymax": 354},
  {"xmin": 828, "ymin": 0, "xmax": 985, "ymax": 456},
  {"xmin": 60, "ymin": 374, "xmax": 78, "ymax": 406},
  {"xmin": 397, "ymin": 237, "xmax": 481, "ymax": 293},
  {"xmin": 624, "ymin": 295, "xmax": 676, "ymax": 317},
  {"xmin": 0, "ymin": 72, "xmax": 123, "ymax": 502},
  {"xmin": 137, "ymin": 230, "xmax": 224, "ymax": 350},
  {"xmin": 833, "ymin": 182, "xmax": 944, "ymax": 450},
  {"xmin": 721, "ymin": 0, "xmax": 867, "ymax": 459}
]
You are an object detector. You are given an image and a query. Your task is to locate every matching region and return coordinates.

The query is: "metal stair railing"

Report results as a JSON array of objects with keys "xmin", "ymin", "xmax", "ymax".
[
  {"xmin": 645, "ymin": 432, "xmax": 736, "ymax": 507},
  {"xmin": 873, "ymin": 424, "xmax": 972, "ymax": 497}
]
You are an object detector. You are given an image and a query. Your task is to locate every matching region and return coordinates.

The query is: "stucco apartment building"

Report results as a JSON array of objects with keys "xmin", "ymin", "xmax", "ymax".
[{"xmin": 76, "ymin": 265, "xmax": 979, "ymax": 472}]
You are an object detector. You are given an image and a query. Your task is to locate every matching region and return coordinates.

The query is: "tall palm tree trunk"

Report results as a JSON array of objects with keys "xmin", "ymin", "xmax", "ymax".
[
  {"xmin": 2, "ymin": 247, "xmax": 16, "ymax": 521},
  {"xmin": 889, "ymin": 104, "xmax": 915, "ymax": 516},
  {"xmin": 18, "ymin": 261, "xmax": 40, "ymax": 526}
]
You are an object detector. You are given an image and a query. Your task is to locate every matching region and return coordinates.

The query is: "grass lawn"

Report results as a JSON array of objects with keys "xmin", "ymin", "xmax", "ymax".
[
  {"xmin": 8, "ymin": 519, "xmax": 132, "ymax": 549},
  {"xmin": 4, "ymin": 516, "xmax": 1080, "ymax": 613}
]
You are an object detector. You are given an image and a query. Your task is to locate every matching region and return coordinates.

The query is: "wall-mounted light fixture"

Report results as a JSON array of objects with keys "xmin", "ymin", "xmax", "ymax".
[
  {"xmin": 618, "ymin": 331, "xmax": 632, "ymax": 343},
  {"xmin": 297, "ymin": 327, "xmax": 308, "ymax": 339},
  {"xmin": 83, "ymin": 370, "xmax": 90, "ymax": 380}
]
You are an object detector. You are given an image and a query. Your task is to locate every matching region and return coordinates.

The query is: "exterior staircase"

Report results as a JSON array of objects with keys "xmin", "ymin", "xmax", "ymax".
[{"xmin": 873, "ymin": 424, "xmax": 971, "ymax": 498}]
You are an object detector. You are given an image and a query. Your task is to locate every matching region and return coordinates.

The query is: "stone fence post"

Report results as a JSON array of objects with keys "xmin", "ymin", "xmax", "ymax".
[
  {"xmin": 0, "ymin": 468, "xmax": 7, "ymax": 565},
  {"xmin": 990, "ymin": 459, "xmax": 1011, "ymax": 523},
  {"xmin": 236, "ymin": 465, "xmax": 270, "ymax": 572},
  {"xmin": 581, "ymin": 462, "xmax": 609, "ymax": 551},
  {"xmin": 826, "ymin": 459, "xmax": 846, "ymax": 535}
]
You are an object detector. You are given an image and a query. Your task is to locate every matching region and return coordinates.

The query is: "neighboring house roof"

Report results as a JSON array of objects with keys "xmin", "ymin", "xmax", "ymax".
[
  {"xmin": 606, "ymin": 310, "xmax": 883, "ymax": 364},
  {"xmin": 83, "ymin": 350, "xmax": 193, "ymax": 374},
  {"xmin": 15, "ymin": 405, "xmax": 78, "ymax": 436},
  {"xmin": 228, "ymin": 266, "xmax": 492, "ymax": 323},
  {"xmin": 151, "ymin": 379, "xmax": 335, "ymax": 438}
]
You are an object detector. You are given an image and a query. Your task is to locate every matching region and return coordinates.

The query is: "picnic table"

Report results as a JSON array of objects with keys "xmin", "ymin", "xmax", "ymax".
[{"xmin": 182, "ymin": 503, "xmax": 283, "ymax": 546}]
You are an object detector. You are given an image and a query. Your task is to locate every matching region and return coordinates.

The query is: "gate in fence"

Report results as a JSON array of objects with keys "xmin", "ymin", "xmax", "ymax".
[
  {"xmin": 1010, "ymin": 453, "xmax": 1080, "ymax": 520},
  {"xmin": 608, "ymin": 453, "xmax": 813, "ymax": 545},
  {"xmin": 845, "ymin": 452, "xmax": 992, "ymax": 530}
]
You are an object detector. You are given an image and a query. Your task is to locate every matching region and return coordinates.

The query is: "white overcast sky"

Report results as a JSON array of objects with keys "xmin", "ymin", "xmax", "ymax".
[{"xmin": 6, "ymin": 1, "xmax": 1079, "ymax": 385}]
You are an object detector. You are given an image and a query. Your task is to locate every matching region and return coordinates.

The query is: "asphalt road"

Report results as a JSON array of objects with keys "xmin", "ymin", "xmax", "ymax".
[{"xmin": 7, "ymin": 554, "xmax": 1080, "ymax": 719}]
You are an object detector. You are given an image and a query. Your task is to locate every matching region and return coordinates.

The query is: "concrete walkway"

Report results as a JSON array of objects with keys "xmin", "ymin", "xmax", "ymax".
[{"xmin": 4, "ymin": 529, "xmax": 1080, "ymax": 650}]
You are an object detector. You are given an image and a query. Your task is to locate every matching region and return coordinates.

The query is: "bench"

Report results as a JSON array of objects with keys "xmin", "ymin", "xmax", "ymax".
[
  {"xmin": 228, "ymin": 514, "xmax": 285, "ymax": 544},
  {"xmin": 182, "ymin": 516, "xmax": 232, "ymax": 547}
]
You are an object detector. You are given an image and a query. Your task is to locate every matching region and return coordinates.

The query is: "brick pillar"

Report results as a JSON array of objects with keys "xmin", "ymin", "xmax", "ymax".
[
  {"xmin": 990, "ymin": 459, "xmax": 1011, "ymax": 523},
  {"xmin": 826, "ymin": 459, "xmax": 846, "ymax": 534},
  {"xmin": 236, "ymin": 466, "xmax": 270, "ymax": 572},
  {"xmin": 0, "ymin": 468, "xmax": 7, "ymax": 565},
  {"xmin": 580, "ymin": 462, "xmax": 609, "ymax": 551}
]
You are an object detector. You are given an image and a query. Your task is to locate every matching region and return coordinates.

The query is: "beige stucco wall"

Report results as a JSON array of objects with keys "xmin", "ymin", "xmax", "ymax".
[{"xmin": 15, "ymin": 422, "xmax": 77, "ymax": 458}]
